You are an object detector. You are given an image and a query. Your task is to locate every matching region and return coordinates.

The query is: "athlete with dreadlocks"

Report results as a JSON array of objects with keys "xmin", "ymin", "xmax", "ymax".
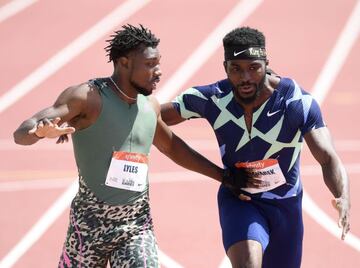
[
  {"xmin": 161, "ymin": 26, "xmax": 351, "ymax": 267},
  {"xmin": 13, "ymin": 24, "xmax": 255, "ymax": 267}
]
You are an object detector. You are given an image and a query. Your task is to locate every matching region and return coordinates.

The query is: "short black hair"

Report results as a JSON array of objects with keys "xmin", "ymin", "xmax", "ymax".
[
  {"xmin": 105, "ymin": 24, "xmax": 160, "ymax": 62},
  {"xmin": 223, "ymin": 26, "xmax": 265, "ymax": 48}
]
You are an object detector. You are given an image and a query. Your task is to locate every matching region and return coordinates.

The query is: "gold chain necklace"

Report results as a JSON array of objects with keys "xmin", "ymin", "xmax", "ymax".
[{"xmin": 109, "ymin": 77, "xmax": 137, "ymax": 101}]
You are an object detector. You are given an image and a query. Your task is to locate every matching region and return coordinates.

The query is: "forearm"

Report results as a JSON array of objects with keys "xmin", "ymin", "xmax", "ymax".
[
  {"xmin": 13, "ymin": 119, "xmax": 42, "ymax": 145},
  {"xmin": 161, "ymin": 134, "xmax": 223, "ymax": 182},
  {"xmin": 160, "ymin": 103, "xmax": 186, "ymax": 126},
  {"xmin": 321, "ymin": 156, "xmax": 349, "ymax": 199}
]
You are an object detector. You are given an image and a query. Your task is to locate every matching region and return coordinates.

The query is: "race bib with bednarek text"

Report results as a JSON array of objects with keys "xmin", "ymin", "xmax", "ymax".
[
  {"xmin": 105, "ymin": 151, "xmax": 148, "ymax": 192},
  {"xmin": 235, "ymin": 159, "xmax": 286, "ymax": 194}
]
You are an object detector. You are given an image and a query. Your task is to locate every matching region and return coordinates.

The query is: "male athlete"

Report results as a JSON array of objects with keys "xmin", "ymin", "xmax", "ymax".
[
  {"xmin": 13, "ymin": 24, "xmax": 253, "ymax": 268},
  {"xmin": 161, "ymin": 26, "xmax": 350, "ymax": 267}
]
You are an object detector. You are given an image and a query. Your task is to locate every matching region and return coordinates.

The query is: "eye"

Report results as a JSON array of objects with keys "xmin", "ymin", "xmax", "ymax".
[
  {"xmin": 230, "ymin": 66, "xmax": 240, "ymax": 72},
  {"xmin": 146, "ymin": 62, "xmax": 155, "ymax": 67},
  {"xmin": 146, "ymin": 60, "xmax": 159, "ymax": 68}
]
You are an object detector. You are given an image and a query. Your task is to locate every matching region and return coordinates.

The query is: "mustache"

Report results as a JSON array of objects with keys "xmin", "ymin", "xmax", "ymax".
[{"xmin": 237, "ymin": 81, "xmax": 255, "ymax": 87}]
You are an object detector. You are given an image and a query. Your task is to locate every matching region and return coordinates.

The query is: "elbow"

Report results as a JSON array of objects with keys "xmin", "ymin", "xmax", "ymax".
[
  {"xmin": 13, "ymin": 130, "xmax": 35, "ymax": 146},
  {"xmin": 13, "ymin": 130, "xmax": 22, "ymax": 145}
]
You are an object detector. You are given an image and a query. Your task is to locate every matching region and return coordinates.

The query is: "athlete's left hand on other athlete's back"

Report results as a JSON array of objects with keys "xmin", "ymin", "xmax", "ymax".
[{"xmin": 332, "ymin": 197, "xmax": 350, "ymax": 240}]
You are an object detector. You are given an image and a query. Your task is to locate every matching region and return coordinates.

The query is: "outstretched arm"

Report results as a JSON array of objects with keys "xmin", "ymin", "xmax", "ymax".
[
  {"xmin": 160, "ymin": 102, "xmax": 186, "ymax": 126},
  {"xmin": 153, "ymin": 117, "xmax": 224, "ymax": 182},
  {"xmin": 304, "ymin": 127, "xmax": 350, "ymax": 240},
  {"xmin": 13, "ymin": 83, "xmax": 90, "ymax": 145},
  {"xmin": 153, "ymin": 97, "xmax": 223, "ymax": 182}
]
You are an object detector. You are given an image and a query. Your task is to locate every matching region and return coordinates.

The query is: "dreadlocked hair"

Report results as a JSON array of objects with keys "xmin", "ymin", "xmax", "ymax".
[
  {"xmin": 223, "ymin": 26, "xmax": 265, "ymax": 48},
  {"xmin": 105, "ymin": 24, "xmax": 160, "ymax": 62}
]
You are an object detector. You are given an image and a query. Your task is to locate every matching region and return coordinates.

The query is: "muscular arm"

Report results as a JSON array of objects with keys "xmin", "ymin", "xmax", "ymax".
[
  {"xmin": 160, "ymin": 102, "xmax": 186, "ymax": 126},
  {"xmin": 13, "ymin": 83, "xmax": 91, "ymax": 145},
  {"xmin": 152, "ymin": 98, "xmax": 223, "ymax": 182},
  {"xmin": 304, "ymin": 127, "xmax": 350, "ymax": 239}
]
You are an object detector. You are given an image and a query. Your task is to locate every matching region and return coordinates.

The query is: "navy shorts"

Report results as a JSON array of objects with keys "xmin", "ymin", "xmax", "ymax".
[{"xmin": 218, "ymin": 186, "xmax": 303, "ymax": 268}]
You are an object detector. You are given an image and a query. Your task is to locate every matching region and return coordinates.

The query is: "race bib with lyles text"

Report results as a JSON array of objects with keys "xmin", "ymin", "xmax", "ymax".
[
  {"xmin": 105, "ymin": 151, "xmax": 148, "ymax": 192},
  {"xmin": 235, "ymin": 159, "xmax": 286, "ymax": 194}
]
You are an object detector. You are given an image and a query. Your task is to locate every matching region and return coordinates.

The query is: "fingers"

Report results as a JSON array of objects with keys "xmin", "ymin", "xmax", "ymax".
[
  {"xmin": 27, "ymin": 118, "xmax": 74, "ymax": 139},
  {"xmin": 52, "ymin": 117, "xmax": 61, "ymax": 125},
  {"xmin": 341, "ymin": 221, "xmax": 350, "ymax": 240},
  {"xmin": 28, "ymin": 124, "xmax": 38, "ymax": 134},
  {"xmin": 238, "ymin": 193, "xmax": 251, "ymax": 201},
  {"xmin": 63, "ymin": 126, "xmax": 76, "ymax": 134},
  {"xmin": 56, "ymin": 134, "xmax": 69, "ymax": 144},
  {"xmin": 332, "ymin": 198, "xmax": 351, "ymax": 240},
  {"xmin": 246, "ymin": 178, "xmax": 266, "ymax": 188},
  {"xmin": 331, "ymin": 198, "xmax": 338, "ymax": 210}
]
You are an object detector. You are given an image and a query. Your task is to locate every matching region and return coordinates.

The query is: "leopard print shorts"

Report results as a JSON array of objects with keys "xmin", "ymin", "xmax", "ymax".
[{"xmin": 58, "ymin": 177, "xmax": 159, "ymax": 268}]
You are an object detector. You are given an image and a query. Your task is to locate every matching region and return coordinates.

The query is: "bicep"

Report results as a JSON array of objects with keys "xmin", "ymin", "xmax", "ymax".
[
  {"xmin": 304, "ymin": 127, "xmax": 337, "ymax": 165},
  {"xmin": 160, "ymin": 102, "xmax": 186, "ymax": 126},
  {"xmin": 30, "ymin": 85, "xmax": 88, "ymax": 124},
  {"xmin": 153, "ymin": 117, "xmax": 173, "ymax": 153}
]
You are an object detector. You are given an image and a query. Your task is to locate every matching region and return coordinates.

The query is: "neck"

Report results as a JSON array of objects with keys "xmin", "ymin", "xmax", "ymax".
[{"xmin": 109, "ymin": 76, "xmax": 137, "ymax": 104}]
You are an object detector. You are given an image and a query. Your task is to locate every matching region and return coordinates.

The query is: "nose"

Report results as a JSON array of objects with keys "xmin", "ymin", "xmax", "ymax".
[
  {"xmin": 154, "ymin": 66, "xmax": 162, "ymax": 77},
  {"xmin": 240, "ymin": 70, "xmax": 251, "ymax": 80}
]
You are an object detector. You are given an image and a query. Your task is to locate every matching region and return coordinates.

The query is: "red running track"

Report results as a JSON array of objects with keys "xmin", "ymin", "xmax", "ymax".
[{"xmin": 0, "ymin": 0, "xmax": 359, "ymax": 267}]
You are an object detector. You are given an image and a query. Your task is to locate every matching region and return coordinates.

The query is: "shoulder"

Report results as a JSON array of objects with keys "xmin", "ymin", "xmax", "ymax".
[
  {"xmin": 274, "ymin": 78, "xmax": 313, "ymax": 103},
  {"xmin": 190, "ymin": 79, "xmax": 231, "ymax": 98},
  {"xmin": 174, "ymin": 79, "xmax": 231, "ymax": 105},
  {"xmin": 56, "ymin": 81, "xmax": 100, "ymax": 105},
  {"xmin": 147, "ymin": 95, "xmax": 160, "ymax": 117}
]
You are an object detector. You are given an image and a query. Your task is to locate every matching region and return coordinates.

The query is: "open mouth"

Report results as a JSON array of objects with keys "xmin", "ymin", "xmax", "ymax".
[{"xmin": 238, "ymin": 84, "xmax": 255, "ymax": 94}]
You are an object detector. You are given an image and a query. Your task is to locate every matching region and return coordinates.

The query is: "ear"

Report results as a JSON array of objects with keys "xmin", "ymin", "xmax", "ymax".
[
  {"xmin": 118, "ymin": 56, "xmax": 129, "ymax": 69},
  {"xmin": 223, "ymin": 61, "xmax": 227, "ymax": 73},
  {"xmin": 265, "ymin": 59, "xmax": 269, "ymax": 66}
]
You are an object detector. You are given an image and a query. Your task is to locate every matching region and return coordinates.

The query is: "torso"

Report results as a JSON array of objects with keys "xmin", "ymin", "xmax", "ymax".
[
  {"xmin": 71, "ymin": 78, "xmax": 158, "ymax": 205},
  {"xmin": 173, "ymin": 77, "xmax": 324, "ymax": 199}
]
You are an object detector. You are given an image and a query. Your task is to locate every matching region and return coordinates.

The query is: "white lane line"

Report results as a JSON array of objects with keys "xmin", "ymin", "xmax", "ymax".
[
  {"xmin": 0, "ymin": 0, "xmax": 151, "ymax": 114},
  {"xmin": 2, "ymin": 138, "xmax": 360, "ymax": 151},
  {"xmin": 311, "ymin": 0, "xmax": 360, "ymax": 104},
  {"xmin": 0, "ymin": 0, "xmax": 37, "ymax": 24},
  {"xmin": 303, "ymin": 191, "xmax": 360, "ymax": 251},
  {"xmin": 302, "ymin": 0, "xmax": 360, "ymax": 252},
  {"xmin": 0, "ymin": 177, "xmax": 183, "ymax": 268},
  {"xmin": 0, "ymin": 177, "xmax": 74, "ymax": 192},
  {"xmin": 3, "ymin": 163, "xmax": 360, "ymax": 192},
  {"xmin": 0, "ymin": 0, "xmax": 155, "ymax": 266},
  {"xmin": 0, "ymin": 181, "xmax": 78, "ymax": 268},
  {"xmin": 155, "ymin": 0, "xmax": 264, "ymax": 103},
  {"xmin": 158, "ymin": 250, "xmax": 184, "ymax": 268},
  {"xmin": 218, "ymin": 1, "xmax": 360, "ymax": 266},
  {"xmin": 218, "ymin": 255, "xmax": 232, "ymax": 268}
]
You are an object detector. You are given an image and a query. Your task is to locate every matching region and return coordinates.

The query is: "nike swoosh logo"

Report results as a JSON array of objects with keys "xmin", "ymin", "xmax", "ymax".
[
  {"xmin": 267, "ymin": 110, "xmax": 281, "ymax": 117},
  {"xmin": 233, "ymin": 49, "xmax": 248, "ymax": 57}
]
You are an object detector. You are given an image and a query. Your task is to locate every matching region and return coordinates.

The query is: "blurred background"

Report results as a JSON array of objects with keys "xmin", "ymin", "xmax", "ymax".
[{"xmin": 0, "ymin": 0, "xmax": 359, "ymax": 267}]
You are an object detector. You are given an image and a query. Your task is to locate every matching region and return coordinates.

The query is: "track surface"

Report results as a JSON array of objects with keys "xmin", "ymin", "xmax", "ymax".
[{"xmin": 0, "ymin": 0, "xmax": 359, "ymax": 267}]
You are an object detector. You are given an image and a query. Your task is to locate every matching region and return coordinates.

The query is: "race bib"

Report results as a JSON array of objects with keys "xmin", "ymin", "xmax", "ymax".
[
  {"xmin": 105, "ymin": 151, "xmax": 148, "ymax": 192},
  {"xmin": 235, "ymin": 159, "xmax": 286, "ymax": 194}
]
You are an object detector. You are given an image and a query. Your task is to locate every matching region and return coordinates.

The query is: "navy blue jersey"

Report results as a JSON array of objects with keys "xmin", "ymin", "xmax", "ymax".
[{"xmin": 173, "ymin": 78, "xmax": 325, "ymax": 199}]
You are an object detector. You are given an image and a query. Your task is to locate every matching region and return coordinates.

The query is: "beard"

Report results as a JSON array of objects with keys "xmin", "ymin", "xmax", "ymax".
[
  {"xmin": 233, "ymin": 73, "xmax": 266, "ymax": 104},
  {"xmin": 130, "ymin": 79, "xmax": 151, "ymax": 96}
]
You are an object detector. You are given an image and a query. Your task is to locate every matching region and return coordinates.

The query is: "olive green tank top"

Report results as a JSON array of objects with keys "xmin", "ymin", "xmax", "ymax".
[{"xmin": 72, "ymin": 78, "xmax": 157, "ymax": 205}]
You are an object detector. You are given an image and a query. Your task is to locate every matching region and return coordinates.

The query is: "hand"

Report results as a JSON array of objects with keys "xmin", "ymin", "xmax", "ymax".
[
  {"xmin": 222, "ymin": 168, "xmax": 263, "ymax": 201},
  {"xmin": 332, "ymin": 197, "xmax": 350, "ymax": 240},
  {"xmin": 56, "ymin": 134, "xmax": 70, "ymax": 144},
  {"xmin": 28, "ymin": 117, "xmax": 75, "ymax": 139}
]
